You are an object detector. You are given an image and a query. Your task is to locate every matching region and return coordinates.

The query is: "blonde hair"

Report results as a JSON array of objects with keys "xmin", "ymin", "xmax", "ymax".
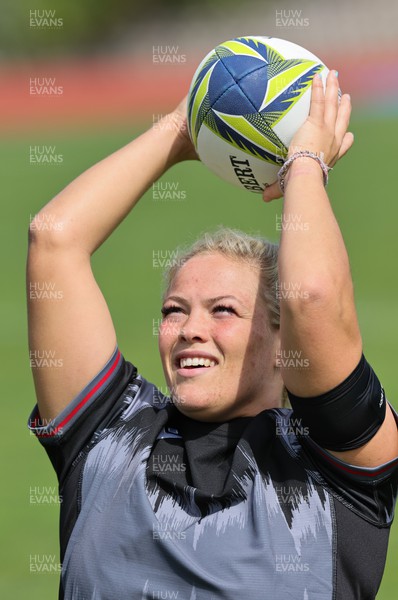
[{"xmin": 163, "ymin": 227, "xmax": 280, "ymax": 328}]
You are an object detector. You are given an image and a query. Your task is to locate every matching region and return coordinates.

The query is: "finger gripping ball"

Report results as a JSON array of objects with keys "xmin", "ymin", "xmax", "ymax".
[{"xmin": 187, "ymin": 36, "xmax": 328, "ymax": 193}]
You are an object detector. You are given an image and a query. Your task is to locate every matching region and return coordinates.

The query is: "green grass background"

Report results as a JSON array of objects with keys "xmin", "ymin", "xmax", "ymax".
[{"xmin": 1, "ymin": 115, "xmax": 397, "ymax": 598}]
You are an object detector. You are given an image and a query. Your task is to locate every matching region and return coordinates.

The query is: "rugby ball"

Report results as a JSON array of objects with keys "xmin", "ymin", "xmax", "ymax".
[{"xmin": 187, "ymin": 36, "xmax": 328, "ymax": 192}]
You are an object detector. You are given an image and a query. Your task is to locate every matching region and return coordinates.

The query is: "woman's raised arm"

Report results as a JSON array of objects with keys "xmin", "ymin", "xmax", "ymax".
[
  {"xmin": 27, "ymin": 101, "xmax": 196, "ymax": 423},
  {"xmin": 264, "ymin": 71, "xmax": 398, "ymax": 467}
]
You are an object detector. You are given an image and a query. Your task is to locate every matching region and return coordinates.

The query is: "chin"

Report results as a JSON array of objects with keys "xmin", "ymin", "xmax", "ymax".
[
  {"xmin": 171, "ymin": 390, "xmax": 214, "ymax": 412},
  {"xmin": 167, "ymin": 386, "xmax": 220, "ymax": 420},
  {"xmin": 175, "ymin": 403, "xmax": 225, "ymax": 422},
  {"xmin": 172, "ymin": 394, "xmax": 246, "ymax": 422}
]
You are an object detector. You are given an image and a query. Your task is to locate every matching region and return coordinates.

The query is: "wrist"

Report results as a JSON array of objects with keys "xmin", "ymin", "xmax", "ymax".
[
  {"xmin": 278, "ymin": 151, "xmax": 331, "ymax": 194},
  {"xmin": 154, "ymin": 111, "xmax": 195, "ymax": 168},
  {"xmin": 284, "ymin": 158, "xmax": 324, "ymax": 192},
  {"xmin": 149, "ymin": 115, "xmax": 184, "ymax": 170},
  {"xmin": 288, "ymin": 156, "xmax": 324, "ymax": 176}
]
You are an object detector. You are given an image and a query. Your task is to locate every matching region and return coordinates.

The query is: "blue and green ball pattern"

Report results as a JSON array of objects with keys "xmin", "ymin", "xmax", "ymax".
[{"xmin": 188, "ymin": 36, "xmax": 325, "ymax": 174}]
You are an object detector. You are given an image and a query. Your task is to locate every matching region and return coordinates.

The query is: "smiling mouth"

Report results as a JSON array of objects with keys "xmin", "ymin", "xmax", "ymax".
[{"xmin": 178, "ymin": 357, "xmax": 217, "ymax": 369}]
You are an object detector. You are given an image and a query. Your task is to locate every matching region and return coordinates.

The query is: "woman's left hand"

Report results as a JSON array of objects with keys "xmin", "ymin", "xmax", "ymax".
[{"xmin": 263, "ymin": 70, "xmax": 354, "ymax": 202}]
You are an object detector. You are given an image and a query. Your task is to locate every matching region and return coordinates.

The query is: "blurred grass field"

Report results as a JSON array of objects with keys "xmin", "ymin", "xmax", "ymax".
[{"xmin": 1, "ymin": 114, "xmax": 397, "ymax": 598}]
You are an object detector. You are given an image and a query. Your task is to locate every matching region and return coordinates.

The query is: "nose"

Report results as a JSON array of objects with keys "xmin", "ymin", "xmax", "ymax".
[{"xmin": 179, "ymin": 309, "xmax": 209, "ymax": 343}]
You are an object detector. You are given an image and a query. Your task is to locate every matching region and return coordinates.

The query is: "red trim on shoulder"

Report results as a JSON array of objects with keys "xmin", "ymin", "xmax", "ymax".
[
  {"xmin": 313, "ymin": 442, "xmax": 398, "ymax": 478},
  {"xmin": 37, "ymin": 350, "xmax": 122, "ymax": 438}
]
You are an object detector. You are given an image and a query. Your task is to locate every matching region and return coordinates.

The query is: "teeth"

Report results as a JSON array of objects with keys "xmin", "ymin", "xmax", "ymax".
[{"xmin": 180, "ymin": 357, "xmax": 216, "ymax": 368}]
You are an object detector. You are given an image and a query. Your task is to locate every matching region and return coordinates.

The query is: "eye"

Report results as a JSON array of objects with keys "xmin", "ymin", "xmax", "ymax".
[
  {"xmin": 213, "ymin": 304, "xmax": 237, "ymax": 315},
  {"xmin": 161, "ymin": 305, "xmax": 183, "ymax": 318}
]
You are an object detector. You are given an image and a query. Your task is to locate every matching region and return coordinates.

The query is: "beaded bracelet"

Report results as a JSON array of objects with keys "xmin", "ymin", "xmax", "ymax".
[{"xmin": 277, "ymin": 151, "xmax": 332, "ymax": 194}]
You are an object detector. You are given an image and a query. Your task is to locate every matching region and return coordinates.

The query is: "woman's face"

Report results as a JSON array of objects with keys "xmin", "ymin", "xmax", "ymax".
[{"xmin": 158, "ymin": 253, "xmax": 283, "ymax": 421}]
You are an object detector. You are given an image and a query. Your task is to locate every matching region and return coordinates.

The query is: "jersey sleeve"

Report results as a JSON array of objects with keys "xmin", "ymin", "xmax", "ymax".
[
  {"xmin": 27, "ymin": 347, "xmax": 137, "ymax": 484},
  {"xmin": 301, "ymin": 418, "xmax": 398, "ymax": 526}
]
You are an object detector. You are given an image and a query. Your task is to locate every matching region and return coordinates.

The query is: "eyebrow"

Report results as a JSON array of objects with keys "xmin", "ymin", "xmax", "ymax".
[
  {"xmin": 163, "ymin": 294, "xmax": 248, "ymax": 308},
  {"xmin": 208, "ymin": 295, "xmax": 246, "ymax": 306}
]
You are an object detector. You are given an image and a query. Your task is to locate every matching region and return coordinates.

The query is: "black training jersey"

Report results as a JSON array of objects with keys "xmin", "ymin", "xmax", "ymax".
[{"xmin": 29, "ymin": 348, "xmax": 398, "ymax": 600}]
